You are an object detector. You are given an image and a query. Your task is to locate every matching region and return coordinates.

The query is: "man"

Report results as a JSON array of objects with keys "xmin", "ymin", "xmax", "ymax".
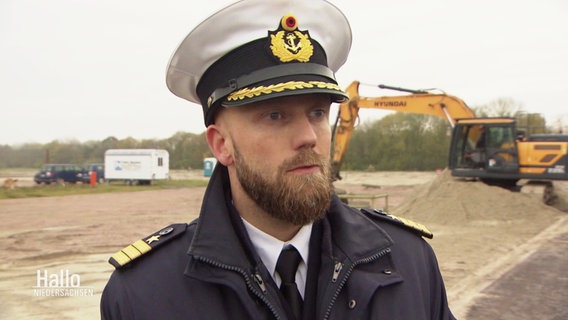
[{"xmin": 101, "ymin": 0, "xmax": 456, "ymax": 319}]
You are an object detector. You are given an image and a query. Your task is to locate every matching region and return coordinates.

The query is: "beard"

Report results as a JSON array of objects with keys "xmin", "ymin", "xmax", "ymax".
[{"xmin": 234, "ymin": 146, "xmax": 333, "ymax": 226}]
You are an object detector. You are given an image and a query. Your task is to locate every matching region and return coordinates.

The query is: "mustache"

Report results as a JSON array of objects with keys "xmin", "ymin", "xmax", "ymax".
[{"xmin": 280, "ymin": 150, "xmax": 329, "ymax": 172}]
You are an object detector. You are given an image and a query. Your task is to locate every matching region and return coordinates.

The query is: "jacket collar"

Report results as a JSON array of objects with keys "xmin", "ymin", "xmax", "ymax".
[
  {"xmin": 186, "ymin": 164, "xmax": 256, "ymax": 271},
  {"xmin": 186, "ymin": 164, "xmax": 393, "ymax": 272}
]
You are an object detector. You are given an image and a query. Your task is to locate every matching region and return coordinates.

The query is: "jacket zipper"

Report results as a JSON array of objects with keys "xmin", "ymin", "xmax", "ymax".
[
  {"xmin": 332, "ymin": 262, "xmax": 343, "ymax": 283},
  {"xmin": 322, "ymin": 248, "xmax": 392, "ymax": 320},
  {"xmin": 196, "ymin": 256, "xmax": 281, "ymax": 320}
]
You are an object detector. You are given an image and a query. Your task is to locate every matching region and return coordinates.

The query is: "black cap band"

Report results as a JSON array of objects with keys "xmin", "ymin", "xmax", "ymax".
[{"xmin": 208, "ymin": 63, "xmax": 337, "ymax": 107}]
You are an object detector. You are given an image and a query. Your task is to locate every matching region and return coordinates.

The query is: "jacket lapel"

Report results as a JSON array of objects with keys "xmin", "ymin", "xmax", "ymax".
[
  {"xmin": 184, "ymin": 165, "xmax": 284, "ymax": 317},
  {"xmin": 315, "ymin": 196, "xmax": 397, "ymax": 319}
]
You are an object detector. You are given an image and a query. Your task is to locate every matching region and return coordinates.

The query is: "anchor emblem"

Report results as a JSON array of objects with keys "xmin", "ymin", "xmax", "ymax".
[
  {"xmin": 269, "ymin": 15, "xmax": 314, "ymax": 63},
  {"xmin": 284, "ymin": 33, "xmax": 302, "ymax": 53}
]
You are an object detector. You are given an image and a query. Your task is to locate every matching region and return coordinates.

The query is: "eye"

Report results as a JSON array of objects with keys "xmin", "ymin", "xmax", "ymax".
[
  {"xmin": 267, "ymin": 111, "xmax": 283, "ymax": 121},
  {"xmin": 310, "ymin": 108, "xmax": 327, "ymax": 119}
]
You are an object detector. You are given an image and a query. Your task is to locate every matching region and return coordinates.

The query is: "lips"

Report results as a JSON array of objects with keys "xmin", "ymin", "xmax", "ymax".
[{"xmin": 287, "ymin": 164, "xmax": 321, "ymax": 174}]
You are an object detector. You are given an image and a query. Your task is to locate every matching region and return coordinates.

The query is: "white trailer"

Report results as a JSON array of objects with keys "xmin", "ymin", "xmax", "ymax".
[{"xmin": 104, "ymin": 149, "xmax": 169, "ymax": 185}]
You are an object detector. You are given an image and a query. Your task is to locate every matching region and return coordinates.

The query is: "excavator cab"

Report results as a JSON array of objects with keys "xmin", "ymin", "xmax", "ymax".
[{"xmin": 450, "ymin": 118, "xmax": 521, "ymax": 187}]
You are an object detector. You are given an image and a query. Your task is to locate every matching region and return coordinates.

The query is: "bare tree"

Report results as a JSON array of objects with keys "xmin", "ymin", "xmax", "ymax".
[{"xmin": 473, "ymin": 97, "xmax": 524, "ymax": 117}]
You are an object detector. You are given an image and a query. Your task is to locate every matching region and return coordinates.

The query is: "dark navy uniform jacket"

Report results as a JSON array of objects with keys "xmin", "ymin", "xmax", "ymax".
[{"xmin": 101, "ymin": 165, "xmax": 456, "ymax": 319}]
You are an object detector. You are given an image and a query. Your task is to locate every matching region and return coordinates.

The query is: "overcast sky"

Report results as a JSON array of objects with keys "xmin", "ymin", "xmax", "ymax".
[{"xmin": 1, "ymin": 0, "xmax": 567, "ymax": 146}]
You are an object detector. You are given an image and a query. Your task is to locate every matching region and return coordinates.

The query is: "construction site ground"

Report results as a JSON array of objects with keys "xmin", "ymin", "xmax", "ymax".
[{"xmin": 1, "ymin": 169, "xmax": 567, "ymax": 319}]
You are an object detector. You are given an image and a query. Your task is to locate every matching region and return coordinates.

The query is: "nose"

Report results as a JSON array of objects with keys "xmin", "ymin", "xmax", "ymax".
[{"xmin": 292, "ymin": 114, "xmax": 318, "ymax": 150}]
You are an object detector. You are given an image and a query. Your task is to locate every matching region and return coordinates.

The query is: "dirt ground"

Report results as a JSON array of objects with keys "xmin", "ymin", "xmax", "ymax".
[{"xmin": 1, "ymin": 170, "xmax": 567, "ymax": 319}]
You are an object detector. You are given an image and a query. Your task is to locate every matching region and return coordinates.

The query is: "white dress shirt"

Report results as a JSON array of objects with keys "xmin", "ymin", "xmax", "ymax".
[{"xmin": 242, "ymin": 218, "xmax": 312, "ymax": 298}]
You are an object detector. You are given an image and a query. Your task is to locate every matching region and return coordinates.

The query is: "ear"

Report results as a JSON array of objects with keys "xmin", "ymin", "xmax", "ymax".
[{"xmin": 206, "ymin": 124, "xmax": 234, "ymax": 166}]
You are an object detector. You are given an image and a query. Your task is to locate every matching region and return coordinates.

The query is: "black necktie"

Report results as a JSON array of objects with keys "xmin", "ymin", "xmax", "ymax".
[{"xmin": 276, "ymin": 246, "xmax": 303, "ymax": 320}]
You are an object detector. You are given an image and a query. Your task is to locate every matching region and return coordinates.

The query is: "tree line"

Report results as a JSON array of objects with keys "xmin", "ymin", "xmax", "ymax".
[
  {"xmin": 0, "ymin": 101, "xmax": 552, "ymax": 171},
  {"xmin": 0, "ymin": 131, "xmax": 211, "ymax": 171}
]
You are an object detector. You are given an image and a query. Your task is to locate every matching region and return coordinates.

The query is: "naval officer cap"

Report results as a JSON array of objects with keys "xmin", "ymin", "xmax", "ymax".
[{"xmin": 166, "ymin": 0, "xmax": 352, "ymax": 126}]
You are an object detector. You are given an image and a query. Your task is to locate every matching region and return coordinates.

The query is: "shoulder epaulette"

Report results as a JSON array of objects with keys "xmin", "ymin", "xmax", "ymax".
[
  {"xmin": 361, "ymin": 208, "xmax": 433, "ymax": 239},
  {"xmin": 108, "ymin": 223, "xmax": 188, "ymax": 269}
]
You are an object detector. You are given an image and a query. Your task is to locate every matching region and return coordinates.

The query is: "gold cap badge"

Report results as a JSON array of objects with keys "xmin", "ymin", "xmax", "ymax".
[{"xmin": 269, "ymin": 14, "xmax": 314, "ymax": 63}]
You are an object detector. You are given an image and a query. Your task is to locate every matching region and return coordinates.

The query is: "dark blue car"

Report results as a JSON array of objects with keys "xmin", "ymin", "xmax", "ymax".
[{"xmin": 34, "ymin": 164, "xmax": 87, "ymax": 184}]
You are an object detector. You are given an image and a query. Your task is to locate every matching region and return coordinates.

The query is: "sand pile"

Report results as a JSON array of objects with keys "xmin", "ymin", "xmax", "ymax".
[{"xmin": 392, "ymin": 169, "xmax": 563, "ymax": 225}]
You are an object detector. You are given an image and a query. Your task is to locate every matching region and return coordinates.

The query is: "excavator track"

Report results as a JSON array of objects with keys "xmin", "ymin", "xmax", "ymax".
[{"xmin": 520, "ymin": 180, "xmax": 558, "ymax": 205}]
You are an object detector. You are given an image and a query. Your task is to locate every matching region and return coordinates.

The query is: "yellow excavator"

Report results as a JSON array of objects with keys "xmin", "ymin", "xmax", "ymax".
[{"xmin": 332, "ymin": 81, "xmax": 568, "ymax": 204}]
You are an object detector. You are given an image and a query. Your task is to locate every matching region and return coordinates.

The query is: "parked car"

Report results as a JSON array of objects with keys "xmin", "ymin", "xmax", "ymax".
[
  {"xmin": 82, "ymin": 163, "xmax": 105, "ymax": 184},
  {"xmin": 34, "ymin": 164, "xmax": 87, "ymax": 184}
]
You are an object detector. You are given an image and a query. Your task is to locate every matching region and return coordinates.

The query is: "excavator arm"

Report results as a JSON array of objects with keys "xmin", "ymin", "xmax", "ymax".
[{"xmin": 331, "ymin": 80, "xmax": 475, "ymax": 180}]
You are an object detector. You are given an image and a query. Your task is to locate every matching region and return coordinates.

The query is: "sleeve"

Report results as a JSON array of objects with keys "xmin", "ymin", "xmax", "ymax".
[
  {"xmin": 100, "ymin": 271, "xmax": 135, "ymax": 320},
  {"xmin": 423, "ymin": 241, "xmax": 456, "ymax": 320}
]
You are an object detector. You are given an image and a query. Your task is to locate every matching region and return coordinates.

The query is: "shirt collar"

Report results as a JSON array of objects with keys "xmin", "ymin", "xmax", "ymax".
[{"xmin": 242, "ymin": 218, "xmax": 312, "ymax": 294}]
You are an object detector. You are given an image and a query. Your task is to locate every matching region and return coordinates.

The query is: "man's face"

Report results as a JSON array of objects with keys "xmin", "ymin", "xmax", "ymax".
[{"xmin": 223, "ymin": 94, "xmax": 334, "ymax": 226}]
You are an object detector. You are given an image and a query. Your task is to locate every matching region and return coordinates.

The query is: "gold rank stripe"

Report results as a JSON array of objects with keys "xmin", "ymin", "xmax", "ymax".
[
  {"xmin": 110, "ymin": 240, "xmax": 152, "ymax": 267},
  {"xmin": 391, "ymin": 215, "xmax": 433, "ymax": 239},
  {"xmin": 226, "ymin": 80, "xmax": 343, "ymax": 102}
]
